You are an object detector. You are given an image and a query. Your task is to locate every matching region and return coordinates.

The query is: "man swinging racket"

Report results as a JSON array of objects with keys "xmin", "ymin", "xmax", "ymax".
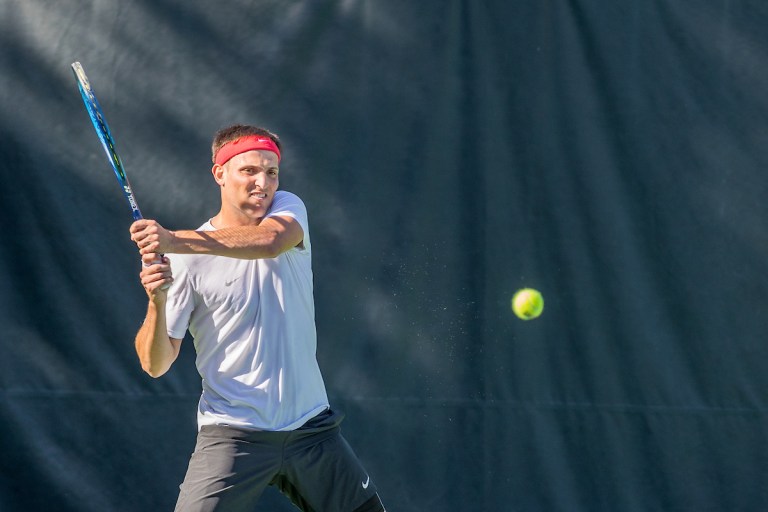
[{"xmin": 129, "ymin": 124, "xmax": 386, "ymax": 512}]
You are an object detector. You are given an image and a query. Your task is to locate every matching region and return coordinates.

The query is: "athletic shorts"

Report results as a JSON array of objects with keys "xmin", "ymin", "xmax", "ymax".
[{"xmin": 174, "ymin": 409, "xmax": 385, "ymax": 512}]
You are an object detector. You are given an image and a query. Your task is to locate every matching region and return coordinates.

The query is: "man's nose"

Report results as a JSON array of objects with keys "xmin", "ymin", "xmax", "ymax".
[{"xmin": 252, "ymin": 172, "xmax": 266, "ymax": 187}]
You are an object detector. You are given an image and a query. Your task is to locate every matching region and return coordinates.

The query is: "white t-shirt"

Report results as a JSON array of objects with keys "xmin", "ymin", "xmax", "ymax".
[{"xmin": 164, "ymin": 191, "xmax": 329, "ymax": 431}]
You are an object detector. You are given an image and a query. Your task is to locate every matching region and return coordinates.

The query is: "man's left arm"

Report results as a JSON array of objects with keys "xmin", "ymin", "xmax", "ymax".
[{"xmin": 129, "ymin": 216, "xmax": 304, "ymax": 259}]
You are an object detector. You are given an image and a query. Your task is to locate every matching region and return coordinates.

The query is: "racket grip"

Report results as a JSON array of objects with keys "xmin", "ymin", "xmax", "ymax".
[
  {"xmin": 141, "ymin": 255, "xmax": 165, "ymax": 266},
  {"xmin": 143, "ymin": 254, "xmax": 171, "ymax": 291}
]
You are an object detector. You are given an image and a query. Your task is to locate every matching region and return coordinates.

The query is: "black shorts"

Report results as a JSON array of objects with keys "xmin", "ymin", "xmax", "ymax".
[{"xmin": 174, "ymin": 409, "xmax": 385, "ymax": 512}]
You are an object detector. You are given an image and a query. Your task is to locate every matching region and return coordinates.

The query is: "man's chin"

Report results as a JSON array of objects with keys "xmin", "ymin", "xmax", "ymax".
[{"xmin": 243, "ymin": 203, "xmax": 271, "ymax": 220}]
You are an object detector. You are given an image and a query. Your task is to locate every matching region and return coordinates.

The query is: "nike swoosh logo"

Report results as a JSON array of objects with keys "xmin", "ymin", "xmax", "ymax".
[{"xmin": 362, "ymin": 476, "xmax": 370, "ymax": 489}]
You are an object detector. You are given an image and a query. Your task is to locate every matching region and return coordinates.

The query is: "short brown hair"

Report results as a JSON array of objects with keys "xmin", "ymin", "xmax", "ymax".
[{"xmin": 211, "ymin": 125, "xmax": 282, "ymax": 163}]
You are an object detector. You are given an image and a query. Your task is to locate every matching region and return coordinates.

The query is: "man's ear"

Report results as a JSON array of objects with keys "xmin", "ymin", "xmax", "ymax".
[{"xmin": 212, "ymin": 164, "xmax": 225, "ymax": 185}]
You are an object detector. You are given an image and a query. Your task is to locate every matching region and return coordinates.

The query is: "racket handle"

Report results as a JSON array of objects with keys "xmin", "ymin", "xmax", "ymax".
[
  {"xmin": 142, "ymin": 255, "xmax": 165, "ymax": 266},
  {"xmin": 143, "ymin": 254, "xmax": 171, "ymax": 291}
]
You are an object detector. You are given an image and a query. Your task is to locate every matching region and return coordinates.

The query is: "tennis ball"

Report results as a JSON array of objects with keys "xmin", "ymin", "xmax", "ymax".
[{"xmin": 511, "ymin": 288, "xmax": 544, "ymax": 320}]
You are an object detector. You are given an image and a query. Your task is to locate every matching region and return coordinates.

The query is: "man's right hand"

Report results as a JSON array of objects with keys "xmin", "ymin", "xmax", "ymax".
[{"xmin": 140, "ymin": 253, "xmax": 173, "ymax": 298}]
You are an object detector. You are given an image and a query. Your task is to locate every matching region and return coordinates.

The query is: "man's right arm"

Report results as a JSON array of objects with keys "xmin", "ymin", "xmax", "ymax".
[
  {"xmin": 134, "ymin": 254, "xmax": 181, "ymax": 378},
  {"xmin": 135, "ymin": 298, "xmax": 182, "ymax": 378}
]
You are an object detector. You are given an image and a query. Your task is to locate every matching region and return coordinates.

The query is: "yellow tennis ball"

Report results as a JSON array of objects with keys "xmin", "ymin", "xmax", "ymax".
[{"xmin": 511, "ymin": 288, "xmax": 544, "ymax": 320}]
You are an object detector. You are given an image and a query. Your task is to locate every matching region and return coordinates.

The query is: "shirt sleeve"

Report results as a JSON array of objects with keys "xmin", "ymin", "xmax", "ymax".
[
  {"xmin": 165, "ymin": 254, "xmax": 194, "ymax": 339},
  {"xmin": 265, "ymin": 191, "xmax": 310, "ymax": 253}
]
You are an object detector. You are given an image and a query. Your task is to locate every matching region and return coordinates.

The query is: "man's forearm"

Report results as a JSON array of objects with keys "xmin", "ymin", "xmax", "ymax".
[
  {"xmin": 169, "ymin": 226, "xmax": 283, "ymax": 259},
  {"xmin": 135, "ymin": 301, "xmax": 178, "ymax": 378}
]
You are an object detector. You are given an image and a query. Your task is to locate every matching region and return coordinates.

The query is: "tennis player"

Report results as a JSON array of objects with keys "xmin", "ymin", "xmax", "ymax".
[{"xmin": 129, "ymin": 125, "xmax": 385, "ymax": 512}]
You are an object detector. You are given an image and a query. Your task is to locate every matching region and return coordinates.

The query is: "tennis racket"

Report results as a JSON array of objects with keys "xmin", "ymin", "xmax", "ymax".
[
  {"xmin": 72, "ymin": 61, "xmax": 169, "ymax": 286},
  {"xmin": 71, "ymin": 61, "xmax": 144, "ymax": 221}
]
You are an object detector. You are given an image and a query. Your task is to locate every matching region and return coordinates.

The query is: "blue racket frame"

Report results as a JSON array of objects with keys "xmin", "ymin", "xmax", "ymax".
[{"xmin": 72, "ymin": 61, "xmax": 144, "ymax": 221}]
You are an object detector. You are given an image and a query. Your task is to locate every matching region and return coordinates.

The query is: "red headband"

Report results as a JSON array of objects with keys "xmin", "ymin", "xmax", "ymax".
[{"xmin": 214, "ymin": 135, "xmax": 281, "ymax": 166}]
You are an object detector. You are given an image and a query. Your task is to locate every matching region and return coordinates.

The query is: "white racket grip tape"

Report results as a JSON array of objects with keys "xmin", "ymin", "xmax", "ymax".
[{"xmin": 142, "ymin": 254, "xmax": 171, "ymax": 290}]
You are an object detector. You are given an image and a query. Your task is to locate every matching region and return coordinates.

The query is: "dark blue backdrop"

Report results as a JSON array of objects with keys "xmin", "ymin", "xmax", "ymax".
[{"xmin": 1, "ymin": 1, "xmax": 767, "ymax": 510}]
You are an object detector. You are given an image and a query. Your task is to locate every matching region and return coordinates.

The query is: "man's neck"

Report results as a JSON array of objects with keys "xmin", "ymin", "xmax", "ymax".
[{"xmin": 210, "ymin": 210, "xmax": 263, "ymax": 229}]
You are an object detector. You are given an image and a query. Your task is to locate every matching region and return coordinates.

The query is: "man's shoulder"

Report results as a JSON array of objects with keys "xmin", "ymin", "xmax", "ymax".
[
  {"xmin": 273, "ymin": 190, "xmax": 304, "ymax": 205},
  {"xmin": 270, "ymin": 190, "xmax": 307, "ymax": 217}
]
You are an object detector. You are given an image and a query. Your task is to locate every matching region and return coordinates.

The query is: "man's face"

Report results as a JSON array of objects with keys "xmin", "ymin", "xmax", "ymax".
[{"xmin": 214, "ymin": 149, "xmax": 280, "ymax": 224}]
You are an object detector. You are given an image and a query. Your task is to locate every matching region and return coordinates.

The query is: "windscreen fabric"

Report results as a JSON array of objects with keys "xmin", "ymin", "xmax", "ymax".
[{"xmin": 1, "ymin": 1, "xmax": 766, "ymax": 510}]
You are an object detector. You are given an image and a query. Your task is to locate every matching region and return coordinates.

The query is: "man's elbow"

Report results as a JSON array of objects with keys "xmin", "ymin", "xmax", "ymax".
[
  {"xmin": 142, "ymin": 362, "xmax": 171, "ymax": 378},
  {"xmin": 262, "ymin": 234, "xmax": 293, "ymax": 259},
  {"xmin": 257, "ymin": 219, "xmax": 303, "ymax": 259}
]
